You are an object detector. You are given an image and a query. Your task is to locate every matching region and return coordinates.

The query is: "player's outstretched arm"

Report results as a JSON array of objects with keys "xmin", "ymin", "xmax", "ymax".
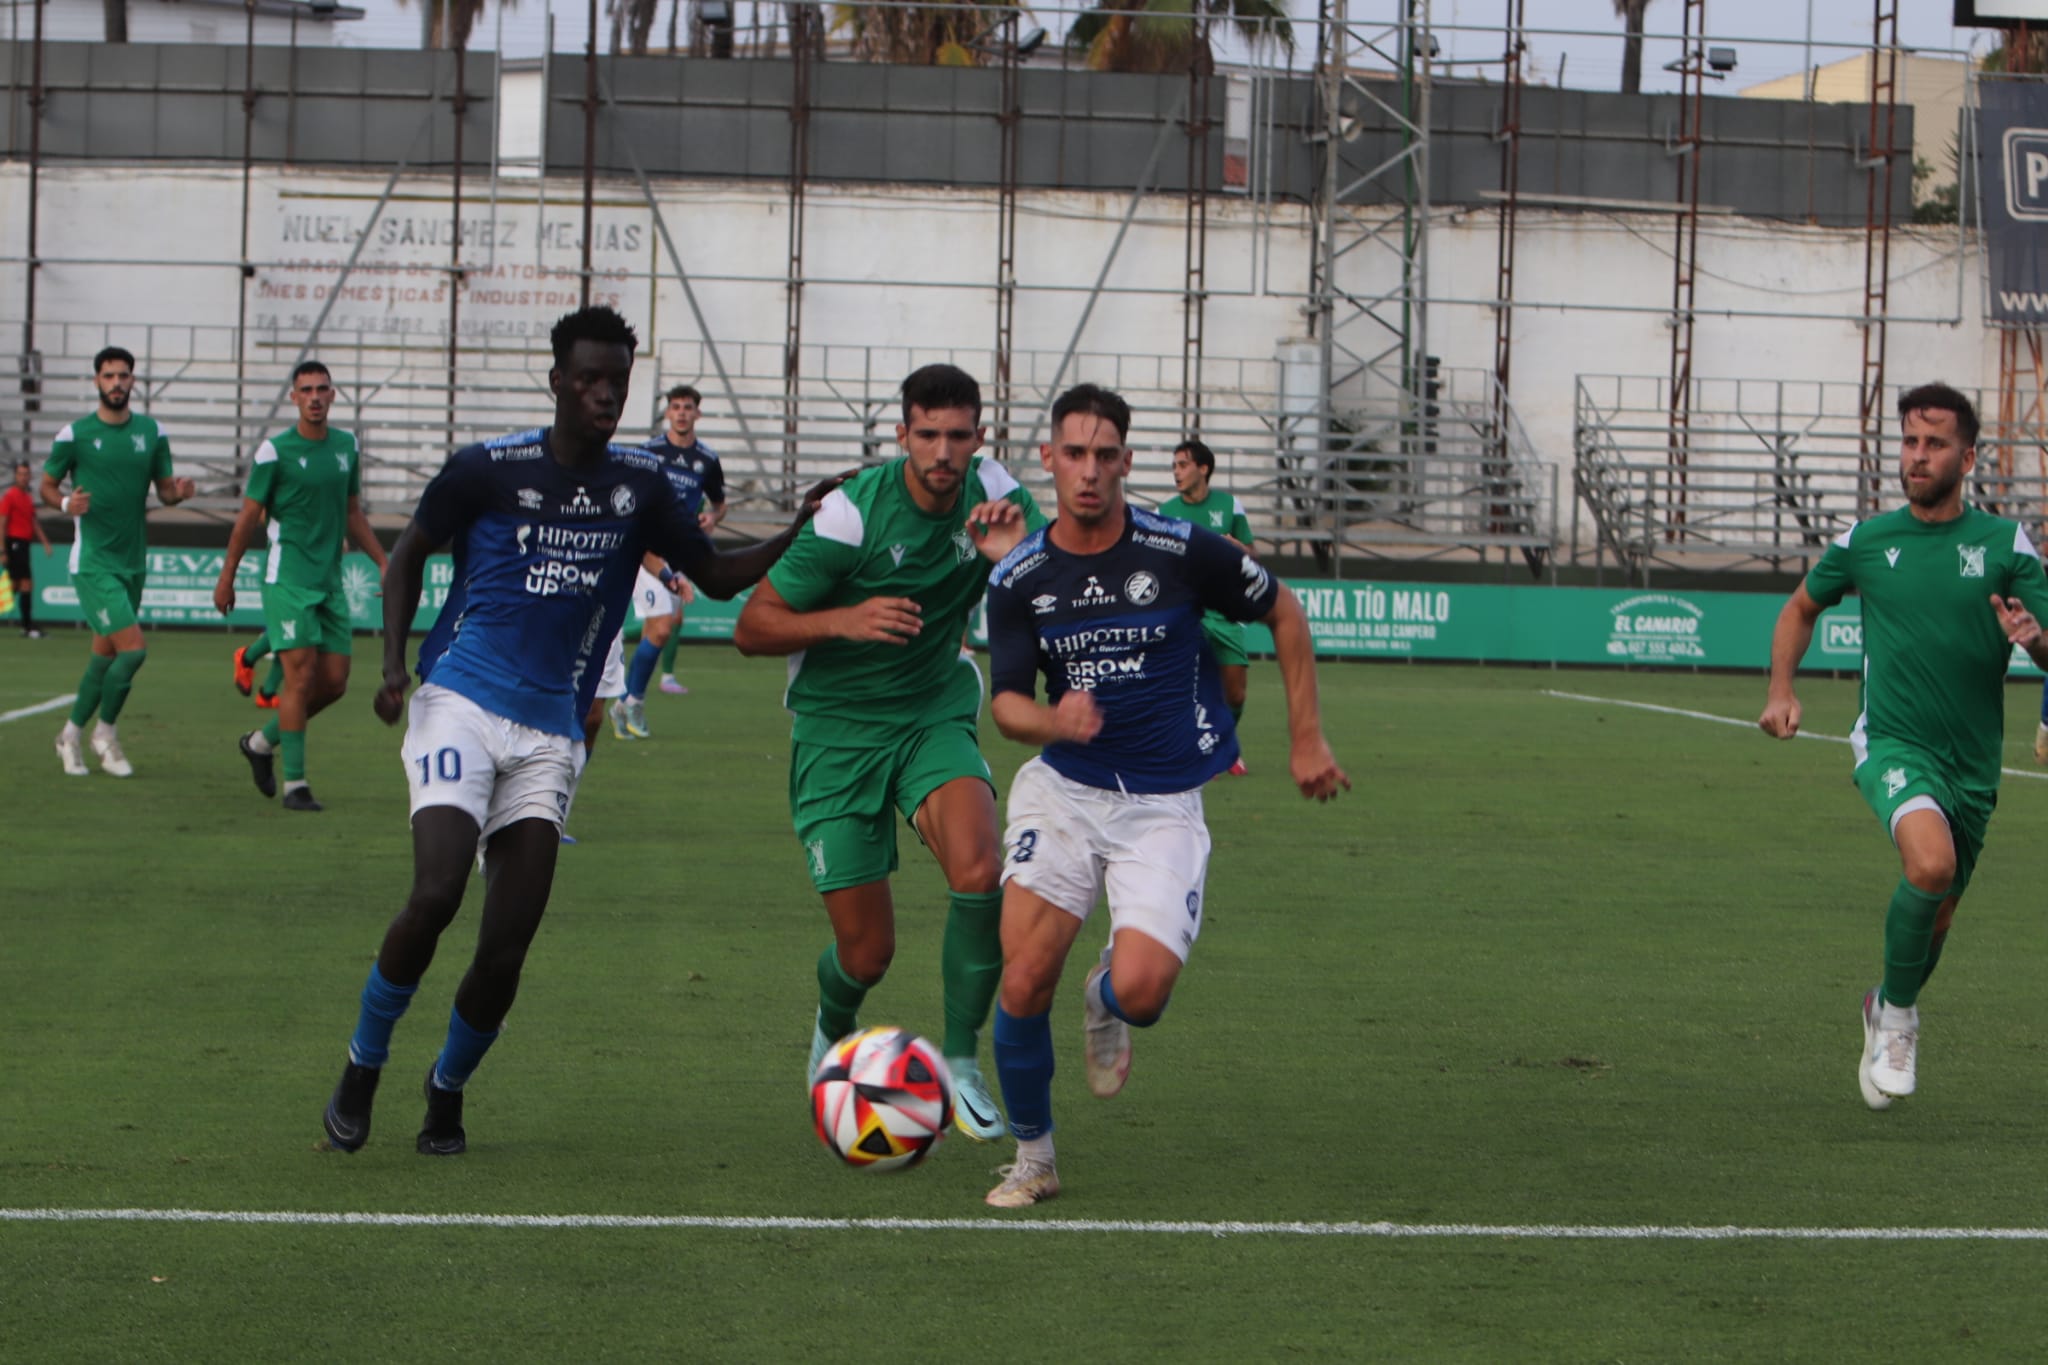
[
  {"xmin": 346, "ymin": 496, "xmax": 389, "ymax": 574},
  {"xmin": 1263, "ymin": 585, "xmax": 1350, "ymax": 802},
  {"xmin": 671, "ymin": 472, "xmax": 848, "ymax": 601},
  {"xmin": 967, "ymin": 499, "xmax": 1030, "ymax": 563},
  {"xmin": 733, "ymin": 577, "xmax": 922, "ymax": 654},
  {"xmin": 213, "ymin": 497, "xmax": 267, "ymax": 616},
  {"xmin": 1758, "ymin": 585, "xmax": 1823, "ymax": 740},
  {"xmin": 374, "ymin": 521, "xmax": 433, "ymax": 725}
]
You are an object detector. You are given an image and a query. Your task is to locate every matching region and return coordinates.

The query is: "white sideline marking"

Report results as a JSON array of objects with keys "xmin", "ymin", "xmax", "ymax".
[
  {"xmin": 6, "ymin": 1207, "xmax": 2048, "ymax": 1241},
  {"xmin": 0, "ymin": 694, "xmax": 74, "ymax": 725},
  {"xmin": 1542, "ymin": 689, "xmax": 2048, "ymax": 784}
]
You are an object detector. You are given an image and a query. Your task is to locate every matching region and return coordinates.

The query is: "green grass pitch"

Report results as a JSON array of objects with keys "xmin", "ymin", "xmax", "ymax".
[{"xmin": 7, "ymin": 629, "xmax": 2048, "ymax": 1360}]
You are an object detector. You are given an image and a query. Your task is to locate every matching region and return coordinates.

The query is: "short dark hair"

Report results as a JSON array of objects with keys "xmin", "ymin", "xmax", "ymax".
[
  {"xmin": 291, "ymin": 360, "xmax": 332, "ymax": 385},
  {"xmin": 666, "ymin": 384, "xmax": 702, "ymax": 405},
  {"xmin": 93, "ymin": 346, "xmax": 135, "ymax": 375},
  {"xmin": 900, "ymin": 364, "xmax": 981, "ymax": 424},
  {"xmin": 549, "ymin": 306, "xmax": 640, "ymax": 369},
  {"xmin": 1173, "ymin": 437, "xmax": 1215, "ymax": 474},
  {"xmin": 1897, "ymin": 382, "xmax": 1978, "ymax": 450},
  {"xmin": 12, "ymin": 459, "xmax": 27, "ymax": 473},
  {"xmin": 1050, "ymin": 383, "xmax": 1131, "ymax": 442}
]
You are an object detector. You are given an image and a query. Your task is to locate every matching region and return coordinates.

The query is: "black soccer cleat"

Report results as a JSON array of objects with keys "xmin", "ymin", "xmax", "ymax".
[
  {"xmin": 417, "ymin": 1063, "xmax": 467, "ymax": 1156},
  {"xmin": 322, "ymin": 1061, "xmax": 382, "ymax": 1153},
  {"xmin": 239, "ymin": 732, "xmax": 276, "ymax": 798},
  {"xmin": 282, "ymin": 786, "xmax": 324, "ymax": 813}
]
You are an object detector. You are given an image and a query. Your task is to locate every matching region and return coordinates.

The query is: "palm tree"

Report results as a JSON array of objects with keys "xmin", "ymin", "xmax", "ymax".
[
  {"xmin": 830, "ymin": 2, "xmax": 1009, "ymax": 66},
  {"xmin": 399, "ymin": 0, "xmax": 496, "ymax": 50},
  {"xmin": 1613, "ymin": 0, "xmax": 1653, "ymax": 96},
  {"xmin": 1067, "ymin": 0, "xmax": 1293, "ymax": 76}
]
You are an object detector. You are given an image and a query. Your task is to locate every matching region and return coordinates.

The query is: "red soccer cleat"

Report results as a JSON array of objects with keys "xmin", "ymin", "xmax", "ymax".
[
  {"xmin": 254, "ymin": 688, "xmax": 280, "ymax": 710},
  {"xmin": 232, "ymin": 646, "xmax": 255, "ymax": 697}
]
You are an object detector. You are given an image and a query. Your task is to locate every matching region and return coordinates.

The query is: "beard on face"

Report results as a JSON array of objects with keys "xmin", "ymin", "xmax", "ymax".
[{"xmin": 1901, "ymin": 464, "xmax": 1962, "ymax": 508}]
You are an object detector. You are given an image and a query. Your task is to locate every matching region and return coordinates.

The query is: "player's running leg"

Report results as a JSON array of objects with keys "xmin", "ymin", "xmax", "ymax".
[
  {"xmin": 266, "ymin": 647, "xmax": 327, "ymax": 811},
  {"xmin": 914, "ymin": 775, "xmax": 1008, "ymax": 1141},
  {"xmin": 419, "ymin": 817, "xmax": 562, "ymax": 1155},
  {"xmin": 987, "ymin": 884, "xmax": 1085, "ymax": 1208},
  {"xmin": 623, "ymin": 631, "xmax": 661, "ymax": 736},
  {"xmin": 55, "ymin": 637, "xmax": 114, "ymax": 776},
  {"xmin": 657, "ymin": 627, "xmax": 686, "ymax": 694},
  {"xmin": 1860, "ymin": 807, "xmax": 1955, "ymax": 1107},
  {"xmin": 324, "ymin": 805, "xmax": 479, "ymax": 1152},
  {"xmin": 813, "ymin": 880, "xmax": 894, "ymax": 1080}
]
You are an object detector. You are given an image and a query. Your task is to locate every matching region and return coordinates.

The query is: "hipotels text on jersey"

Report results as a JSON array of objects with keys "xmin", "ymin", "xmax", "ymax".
[
  {"xmin": 518, "ymin": 523, "xmax": 627, "ymax": 597},
  {"xmin": 1047, "ymin": 623, "xmax": 1169, "ymax": 657}
]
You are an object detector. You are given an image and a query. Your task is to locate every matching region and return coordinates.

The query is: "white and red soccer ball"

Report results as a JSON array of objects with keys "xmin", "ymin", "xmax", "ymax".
[{"xmin": 810, "ymin": 1026, "xmax": 955, "ymax": 1172}]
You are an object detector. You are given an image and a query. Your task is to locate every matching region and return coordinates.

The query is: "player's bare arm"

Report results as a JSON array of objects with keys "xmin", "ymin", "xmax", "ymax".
[
  {"xmin": 1263, "ymin": 585, "xmax": 1350, "ymax": 801},
  {"xmin": 373, "ymin": 520, "xmax": 436, "ymax": 724},
  {"xmin": 154, "ymin": 474, "xmax": 196, "ymax": 507},
  {"xmin": 346, "ymin": 495, "xmax": 389, "ymax": 575},
  {"xmin": 1759, "ymin": 584, "xmax": 1825, "ymax": 739},
  {"xmin": 40, "ymin": 471, "xmax": 87, "ymax": 517},
  {"xmin": 213, "ymin": 496, "xmax": 268, "ymax": 616},
  {"xmin": 1990, "ymin": 594, "xmax": 2048, "ymax": 671},
  {"xmin": 733, "ymin": 576, "xmax": 923, "ymax": 653},
  {"xmin": 967, "ymin": 498, "xmax": 1030, "ymax": 563},
  {"xmin": 990, "ymin": 688, "xmax": 1102, "ymax": 748},
  {"xmin": 668, "ymin": 471, "xmax": 847, "ymax": 601}
]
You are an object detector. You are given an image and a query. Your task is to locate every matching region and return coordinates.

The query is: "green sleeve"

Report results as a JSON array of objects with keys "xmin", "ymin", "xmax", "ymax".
[
  {"xmin": 244, "ymin": 443, "xmax": 277, "ymax": 509},
  {"xmin": 1230, "ymin": 507, "xmax": 1253, "ymax": 542},
  {"xmin": 2006, "ymin": 533, "xmax": 2048, "ymax": 623},
  {"xmin": 766, "ymin": 521, "xmax": 860, "ymax": 612},
  {"xmin": 1802, "ymin": 533, "xmax": 1855, "ymax": 609},
  {"xmin": 45, "ymin": 433, "xmax": 74, "ymax": 480},
  {"xmin": 151, "ymin": 429, "xmax": 173, "ymax": 481},
  {"xmin": 348, "ymin": 444, "xmax": 362, "ymax": 499}
]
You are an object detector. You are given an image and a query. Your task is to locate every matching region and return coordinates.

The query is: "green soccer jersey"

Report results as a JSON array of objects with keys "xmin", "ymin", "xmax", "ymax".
[
  {"xmin": 1158, "ymin": 487, "xmax": 1252, "ymax": 543},
  {"xmin": 1804, "ymin": 504, "xmax": 2048, "ymax": 792},
  {"xmin": 245, "ymin": 426, "xmax": 361, "ymax": 588},
  {"xmin": 767, "ymin": 455, "xmax": 1043, "ymax": 745},
  {"xmin": 45, "ymin": 411, "xmax": 173, "ymax": 577}
]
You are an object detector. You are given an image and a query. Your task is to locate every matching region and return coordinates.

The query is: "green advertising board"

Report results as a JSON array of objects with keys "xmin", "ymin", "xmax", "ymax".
[{"xmin": 19, "ymin": 551, "xmax": 2041, "ymax": 678}]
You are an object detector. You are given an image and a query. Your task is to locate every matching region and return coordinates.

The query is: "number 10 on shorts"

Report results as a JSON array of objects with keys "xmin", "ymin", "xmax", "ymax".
[{"xmin": 415, "ymin": 747, "xmax": 463, "ymax": 785}]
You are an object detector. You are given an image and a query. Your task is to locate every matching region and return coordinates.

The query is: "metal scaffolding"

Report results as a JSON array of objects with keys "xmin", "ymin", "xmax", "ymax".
[{"xmin": 1855, "ymin": 0, "xmax": 1900, "ymax": 517}]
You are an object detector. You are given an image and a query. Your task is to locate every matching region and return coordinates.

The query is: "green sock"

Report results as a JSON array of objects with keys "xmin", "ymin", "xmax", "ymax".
[
  {"xmin": 658, "ymin": 631, "xmax": 681, "ymax": 677},
  {"xmin": 1920, "ymin": 928, "xmax": 1951, "ymax": 991},
  {"xmin": 940, "ymin": 890, "xmax": 1004, "ymax": 1059},
  {"xmin": 262, "ymin": 716, "xmax": 282, "ymax": 747},
  {"xmin": 70, "ymin": 655, "xmax": 114, "ymax": 727},
  {"xmin": 261, "ymin": 658, "xmax": 284, "ymax": 699},
  {"xmin": 245, "ymin": 630, "xmax": 272, "ymax": 666},
  {"xmin": 281, "ymin": 729, "xmax": 307, "ymax": 782},
  {"xmin": 1882, "ymin": 878, "xmax": 1948, "ymax": 1009},
  {"xmin": 816, "ymin": 944, "xmax": 871, "ymax": 1043},
  {"xmin": 98, "ymin": 649, "xmax": 147, "ymax": 723}
]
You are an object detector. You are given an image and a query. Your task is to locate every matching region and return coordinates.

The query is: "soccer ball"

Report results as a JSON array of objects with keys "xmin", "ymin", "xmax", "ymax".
[{"xmin": 810, "ymin": 1026, "xmax": 955, "ymax": 1172}]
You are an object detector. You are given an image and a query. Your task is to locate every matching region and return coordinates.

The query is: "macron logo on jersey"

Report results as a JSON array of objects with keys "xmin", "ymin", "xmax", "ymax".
[{"xmin": 1885, "ymin": 547, "xmax": 1901, "ymax": 568}]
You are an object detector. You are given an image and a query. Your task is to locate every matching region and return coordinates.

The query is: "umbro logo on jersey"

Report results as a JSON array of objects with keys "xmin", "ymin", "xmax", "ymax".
[
  {"xmin": 1074, "ymin": 575, "xmax": 1116, "ymax": 607},
  {"xmin": 568, "ymin": 486, "xmax": 598, "ymax": 515},
  {"xmin": 1885, "ymin": 547, "xmax": 1902, "ymax": 568},
  {"xmin": 1958, "ymin": 544, "xmax": 1986, "ymax": 578},
  {"xmin": 1031, "ymin": 593, "xmax": 1059, "ymax": 614},
  {"xmin": 611, "ymin": 485, "xmax": 636, "ymax": 516},
  {"xmin": 517, "ymin": 488, "xmax": 543, "ymax": 510},
  {"xmin": 889, "ymin": 544, "xmax": 908, "ymax": 568},
  {"xmin": 1124, "ymin": 571, "xmax": 1160, "ymax": 606}
]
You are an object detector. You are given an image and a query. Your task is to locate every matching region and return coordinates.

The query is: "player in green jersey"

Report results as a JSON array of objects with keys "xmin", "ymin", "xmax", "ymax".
[
  {"xmin": 214, "ymin": 361, "xmax": 388, "ymax": 811},
  {"xmin": 1159, "ymin": 438, "xmax": 1255, "ymax": 774},
  {"xmin": 733, "ymin": 364, "xmax": 1044, "ymax": 1142},
  {"xmin": 40, "ymin": 345, "xmax": 194, "ymax": 778},
  {"xmin": 1760, "ymin": 382, "xmax": 2048, "ymax": 1111}
]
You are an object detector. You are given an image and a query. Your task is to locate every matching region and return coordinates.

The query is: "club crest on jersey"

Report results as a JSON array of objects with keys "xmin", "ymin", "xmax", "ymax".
[
  {"xmin": 1883, "ymin": 766, "xmax": 1907, "ymax": 798},
  {"xmin": 611, "ymin": 484, "xmax": 637, "ymax": 516},
  {"xmin": 1958, "ymin": 544, "xmax": 1986, "ymax": 578},
  {"xmin": 336, "ymin": 451, "xmax": 350, "ymax": 472},
  {"xmin": 1074, "ymin": 575, "xmax": 1116, "ymax": 607},
  {"xmin": 568, "ymin": 486, "xmax": 598, "ymax": 516},
  {"xmin": 133, "ymin": 435, "xmax": 147, "ymax": 453},
  {"xmin": 1124, "ymin": 571, "xmax": 1160, "ymax": 606},
  {"xmin": 1031, "ymin": 592, "xmax": 1059, "ymax": 614},
  {"xmin": 952, "ymin": 529, "xmax": 976, "ymax": 563},
  {"xmin": 517, "ymin": 488, "xmax": 543, "ymax": 510}
]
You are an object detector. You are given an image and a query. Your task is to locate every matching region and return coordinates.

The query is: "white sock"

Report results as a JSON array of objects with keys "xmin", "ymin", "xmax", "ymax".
[
  {"xmin": 1878, "ymin": 1000, "xmax": 1918, "ymax": 1029},
  {"xmin": 61, "ymin": 720, "xmax": 80, "ymax": 741},
  {"xmin": 247, "ymin": 730, "xmax": 275, "ymax": 755},
  {"xmin": 1017, "ymin": 1134, "xmax": 1055, "ymax": 1166},
  {"xmin": 284, "ymin": 778, "xmax": 308, "ymax": 795},
  {"xmin": 92, "ymin": 721, "xmax": 116, "ymax": 741}
]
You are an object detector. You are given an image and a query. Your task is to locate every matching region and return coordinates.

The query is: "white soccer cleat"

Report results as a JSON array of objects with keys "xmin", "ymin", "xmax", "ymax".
[
  {"xmin": 984, "ymin": 1155, "xmax": 1061, "ymax": 1209},
  {"xmin": 1082, "ymin": 955, "xmax": 1132, "ymax": 1099},
  {"xmin": 55, "ymin": 727, "xmax": 88, "ymax": 776},
  {"xmin": 90, "ymin": 725, "xmax": 133, "ymax": 778},
  {"xmin": 2035, "ymin": 722, "xmax": 2048, "ymax": 767},
  {"xmin": 1859, "ymin": 987, "xmax": 1917, "ymax": 1110}
]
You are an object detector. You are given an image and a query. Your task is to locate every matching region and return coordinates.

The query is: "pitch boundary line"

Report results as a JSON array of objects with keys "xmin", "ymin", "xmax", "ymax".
[
  {"xmin": 1541, "ymin": 689, "xmax": 2048, "ymax": 784},
  {"xmin": 0, "ymin": 693, "xmax": 75, "ymax": 725},
  {"xmin": 8, "ymin": 1207, "xmax": 2048, "ymax": 1241}
]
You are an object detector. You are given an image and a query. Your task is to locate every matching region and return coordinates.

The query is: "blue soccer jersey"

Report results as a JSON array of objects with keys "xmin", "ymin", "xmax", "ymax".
[
  {"xmin": 645, "ymin": 434, "xmax": 723, "ymax": 509},
  {"xmin": 413, "ymin": 428, "xmax": 711, "ymax": 738},
  {"xmin": 985, "ymin": 506, "xmax": 1280, "ymax": 793}
]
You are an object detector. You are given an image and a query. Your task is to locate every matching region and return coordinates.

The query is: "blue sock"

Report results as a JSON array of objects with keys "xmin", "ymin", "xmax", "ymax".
[
  {"xmin": 626, "ymin": 639, "xmax": 660, "ymax": 701},
  {"xmin": 432, "ymin": 1004, "xmax": 501, "ymax": 1092},
  {"xmin": 992, "ymin": 1004, "xmax": 1055, "ymax": 1141},
  {"xmin": 2040, "ymin": 676, "xmax": 2048, "ymax": 725},
  {"xmin": 1093, "ymin": 964, "xmax": 1164, "ymax": 1027},
  {"xmin": 347, "ymin": 964, "xmax": 417, "ymax": 1069}
]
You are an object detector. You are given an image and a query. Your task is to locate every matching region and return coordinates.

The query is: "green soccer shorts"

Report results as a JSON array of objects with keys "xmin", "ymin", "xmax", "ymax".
[
  {"xmin": 1853, "ymin": 743, "xmax": 1994, "ymax": 896},
  {"xmin": 1202, "ymin": 611, "xmax": 1249, "ymax": 668},
  {"xmin": 261, "ymin": 580, "xmax": 353, "ymax": 656},
  {"xmin": 789, "ymin": 718, "xmax": 994, "ymax": 894},
  {"xmin": 72, "ymin": 569, "xmax": 144, "ymax": 636}
]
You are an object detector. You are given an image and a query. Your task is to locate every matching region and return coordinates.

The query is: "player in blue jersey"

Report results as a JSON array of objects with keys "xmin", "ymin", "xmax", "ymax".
[
  {"xmin": 977, "ymin": 383, "xmax": 1349, "ymax": 1207},
  {"xmin": 618, "ymin": 384, "xmax": 726, "ymax": 725},
  {"xmin": 319, "ymin": 306, "xmax": 840, "ymax": 1156}
]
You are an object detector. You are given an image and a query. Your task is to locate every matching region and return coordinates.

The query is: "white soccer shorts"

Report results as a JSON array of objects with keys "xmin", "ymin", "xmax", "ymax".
[
  {"xmin": 596, "ymin": 629, "xmax": 627, "ymax": 700},
  {"xmin": 633, "ymin": 566, "xmax": 678, "ymax": 620},
  {"xmin": 999, "ymin": 756, "xmax": 1212, "ymax": 962},
  {"xmin": 401, "ymin": 683, "xmax": 580, "ymax": 842}
]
